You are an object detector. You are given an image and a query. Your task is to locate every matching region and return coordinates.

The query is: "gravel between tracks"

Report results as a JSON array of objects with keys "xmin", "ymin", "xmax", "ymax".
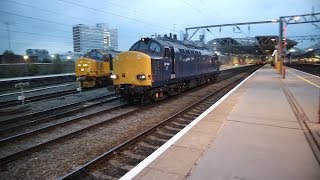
[
  {"xmin": 0, "ymin": 73, "xmax": 246, "ymax": 179},
  {"xmin": 0, "ymin": 88, "xmax": 112, "ymax": 122}
]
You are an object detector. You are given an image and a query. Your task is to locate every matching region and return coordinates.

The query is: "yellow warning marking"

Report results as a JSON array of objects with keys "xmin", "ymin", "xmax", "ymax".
[{"xmin": 287, "ymin": 70, "xmax": 320, "ymax": 88}]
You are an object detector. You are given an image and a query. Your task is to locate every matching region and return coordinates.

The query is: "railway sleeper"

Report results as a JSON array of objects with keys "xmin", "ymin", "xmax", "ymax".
[
  {"xmin": 99, "ymin": 163, "xmax": 128, "ymax": 179},
  {"xmin": 154, "ymin": 131, "xmax": 174, "ymax": 139},
  {"xmin": 112, "ymin": 154, "xmax": 141, "ymax": 166},
  {"xmin": 90, "ymin": 170, "xmax": 118, "ymax": 180},
  {"xmin": 181, "ymin": 113, "xmax": 198, "ymax": 119},
  {"xmin": 171, "ymin": 121, "xmax": 189, "ymax": 127},
  {"xmin": 187, "ymin": 111, "xmax": 201, "ymax": 117},
  {"xmin": 148, "ymin": 135, "xmax": 168, "ymax": 143},
  {"xmin": 131, "ymin": 143, "xmax": 158, "ymax": 156},
  {"xmin": 108, "ymin": 159, "xmax": 134, "ymax": 171},
  {"xmin": 121, "ymin": 150, "xmax": 147, "ymax": 160},
  {"xmin": 138, "ymin": 141, "xmax": 160, "ymax": 150},
  {"xmin": 190, "ymin": 108, "xmax": 203, "ymax": 113},
  {"xmin": 142, "ymin": 138, "xmax": 164, "ymax": 147},
  {"xmin": 175, "ymin": 119, "xmax": 192, "ymax": 125},
  {"xmin": 168, "ymin": 122, "xmax": 187, "ymax": 129},
  {"xmin": 163, "ymin": 125, "xmax": 181, "ymax": 132}
]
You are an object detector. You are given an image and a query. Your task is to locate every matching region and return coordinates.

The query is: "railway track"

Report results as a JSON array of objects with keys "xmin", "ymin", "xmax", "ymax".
[
  {"xmin": 58, "ymin": 66, "xmax": 261, "ymax": 180},
  {"xmin": 0, "ymin": 100, "xmax": 133, "ymax": 164},
  {"xmin": 0, "ymin": 92, "xmax": 120, "ymax": 131},
  {"xmin": 285, "ymin": 63, "xmax": 320, "ymax": 76},
  {"xmin": 0, "ymin": 89, "xmax": 77, "ymax": 109}
]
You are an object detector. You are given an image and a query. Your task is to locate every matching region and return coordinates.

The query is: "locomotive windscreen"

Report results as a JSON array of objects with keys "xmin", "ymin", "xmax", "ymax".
[{"xmin": 130, "ymin": 39, "xmax": 161, "ymax": 53}]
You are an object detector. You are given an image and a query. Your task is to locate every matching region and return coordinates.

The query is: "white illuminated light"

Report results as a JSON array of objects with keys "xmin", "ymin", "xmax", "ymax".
[
  {"xmin": 78, "ymin": 64, "xmax": 81, "ymax": 66},
  {"xmin": 67, "ymin": 56, "xmax": 71, "ymax": 60},
  {"xmin": 289, "ymin": 49, "xmax": 296, "ymax": 52},
  {"xmin": 80, "ymin": 68, "xmax": 84, "ymax": 71},
  {"xmin": 23, "ymin": 55, "xmax": 28, "ymax": 60},
  {"xmin": 271, "ymin": 19, "xmax": 278, "ymax": 22},
  {"xmin": 83, "ymin": 64, "xmax": 88, "ymax": 66},
  {"xmin": 307, "ymin": 48, "xmax": 313, "ymax": 52},
  {"xmin": 293, "ymin": 16, "xmax": 301, "ymax": 21},
  {"xmin": 51, "ymin": 55, "xmax": 55, "ymax": 58},
  {"xmin": 214, "ymin": 51, "xmax": 221, "ymax": 55},
  {"xmin": 141, "ymin": 75, "xmax": 146, "ymax": 79},
  {"xmin": 271, "ymin": 38, "xmax": 276, "ymax": 41},
  {"xmin": 110, "ymin": 74, "xmax": 117, "ymax": 79}
]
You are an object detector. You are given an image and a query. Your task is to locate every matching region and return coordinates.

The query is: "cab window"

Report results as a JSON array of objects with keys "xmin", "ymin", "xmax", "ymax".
[
  {"xmin": 139, "ymin": 41, "xmax": 149, "ymax": 51},
  {"xmin": 149, "ymin": 42, "xmax": 160, "ymax": 52},
  {"xmin": 130, "ymin": 42, "xmax": 139, "ymax": 51},
  {"xmin": 164, "ymin": 48, "xmax": 170, "ymax": 58},
  {"xmin": 96, "ymin": 53, "xmax": 103, "ymax": 61},
  {"xmin": 90, "ymin": 51, "xmax": 97, "ymax": 58}
]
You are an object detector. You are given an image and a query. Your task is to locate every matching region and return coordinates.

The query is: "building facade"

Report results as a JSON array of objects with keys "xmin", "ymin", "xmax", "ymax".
[
  {"xmin": 73, "ymin": 23, "xmax": 118, "ymax": 53},
  {"xmin": 26, "ymin": 49, "xmax": 50, "ymax": 62}
]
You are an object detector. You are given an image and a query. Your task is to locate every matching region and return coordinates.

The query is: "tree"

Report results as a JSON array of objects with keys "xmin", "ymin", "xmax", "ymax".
[
  {"xmin": 2, "ymin": 50, "xmax": 20, "ymax": 63},
  {"xmin": 52, "ymin": 54, "xmax": 62, "ymax": 73},
  {"xmin": 42, "ymin": 58, "xmax": 52, "ymax": 63},
  {"xmin": 2, "ymin": 50, "xmax": 14, "ymax": 56}
]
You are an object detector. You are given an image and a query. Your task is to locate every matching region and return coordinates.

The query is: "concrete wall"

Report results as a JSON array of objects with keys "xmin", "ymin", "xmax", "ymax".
[{"xmin": 0, "ymin": 62, "xmax": 75, "ymax": 78}]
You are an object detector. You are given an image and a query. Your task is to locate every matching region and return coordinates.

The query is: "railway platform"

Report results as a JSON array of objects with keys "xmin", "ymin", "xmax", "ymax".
[{"xmin": 122, "ymin": 65, "xmax": 320, "ymax": 180}]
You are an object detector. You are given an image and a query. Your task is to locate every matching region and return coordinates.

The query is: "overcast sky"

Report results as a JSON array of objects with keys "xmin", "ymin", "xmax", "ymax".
[{"xmin": 0, "ymin": 0, "xmax": 319, "ymax": 55}]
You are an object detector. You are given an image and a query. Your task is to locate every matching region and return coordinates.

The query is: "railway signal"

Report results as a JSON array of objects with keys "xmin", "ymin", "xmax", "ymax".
[
  {"xmin": 76, "ymin": 77, "xmax": 85, "ymax": 95},
  {"xmin": 15, "ymin": 82, "xmax": 29, "ymax": 105}
]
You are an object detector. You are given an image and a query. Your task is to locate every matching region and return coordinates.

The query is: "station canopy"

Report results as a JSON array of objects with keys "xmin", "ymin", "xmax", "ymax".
[{"xmin": 206, "ymin": 36, "xmax": 297, "ymax": 55}]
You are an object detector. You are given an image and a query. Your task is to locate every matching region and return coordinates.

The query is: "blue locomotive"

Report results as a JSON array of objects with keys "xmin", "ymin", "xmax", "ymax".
[{"xmin": 110, "ymin": 36, "xmax": 220, "ymax": 103}]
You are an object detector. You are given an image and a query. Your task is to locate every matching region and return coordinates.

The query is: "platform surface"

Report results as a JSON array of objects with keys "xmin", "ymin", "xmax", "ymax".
[{"xmin": 132, "ymin": 65, "xmax": 320, "ymax": 180}]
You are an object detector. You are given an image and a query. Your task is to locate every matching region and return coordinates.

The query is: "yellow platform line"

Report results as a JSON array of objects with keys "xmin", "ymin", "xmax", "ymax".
[{"xmin": 287, "ymin": 70, "xmax": 320, "ymax": 88}]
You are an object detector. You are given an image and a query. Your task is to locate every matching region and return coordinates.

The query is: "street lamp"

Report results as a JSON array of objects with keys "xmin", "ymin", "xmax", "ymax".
[{"xmin": 23, "ymin": 55, "xmax": 28, "ymax": 60}]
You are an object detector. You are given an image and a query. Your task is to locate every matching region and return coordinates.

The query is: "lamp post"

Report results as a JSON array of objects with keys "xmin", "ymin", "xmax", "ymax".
[{"xmin": 23, "ymin": 55, "xmax": 28, "ymax": 63}]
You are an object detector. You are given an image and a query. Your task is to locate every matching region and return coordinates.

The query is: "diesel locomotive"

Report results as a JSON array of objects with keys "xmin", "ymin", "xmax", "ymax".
[
  {"xmin": 75, "ymin": 49, "xmax": 120, "ymax": 88},
  {"xmin": 110, "ymin": 37, "xmax": 220, "ymax": 103}
]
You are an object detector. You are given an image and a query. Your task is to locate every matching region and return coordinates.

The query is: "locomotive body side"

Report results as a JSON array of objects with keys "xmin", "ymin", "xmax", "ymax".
[{"xmin": 111, "ymin": 37, "xmax": 220, "ymax": 103}]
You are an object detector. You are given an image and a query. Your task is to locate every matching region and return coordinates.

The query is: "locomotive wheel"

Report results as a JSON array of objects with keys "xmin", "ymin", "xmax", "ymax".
[{"xmin": 140, "ymin": 94, "xmax": 151, "ymax": 106}]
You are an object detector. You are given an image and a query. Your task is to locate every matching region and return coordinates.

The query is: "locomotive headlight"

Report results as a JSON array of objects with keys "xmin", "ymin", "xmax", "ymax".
[
  {"xmin": 78, "ymin": 64, "xmax": 81, "ymax": 66},
  {"xmin": 136, "ymin": 74, "xmax": 146, "ymax": 80},
  {"xmin": 110, "ymin": 74, "xmax": 118, "ymax": 79},
  {"xmin": 80, "ymin": 68, "xmax": 85, "ymax": 71},
  {"xmin": 83, "ymin": 64, "xmax": 88, "ymax": 66}
]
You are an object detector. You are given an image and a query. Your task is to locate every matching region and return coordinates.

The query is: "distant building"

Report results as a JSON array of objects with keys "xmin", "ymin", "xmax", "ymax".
[
  {"xmin": 73, "ymin": 23, "xmax": 118, "ymax": 53},
  {"xmin": 58, "ymin": 51, "xmax": 84, "ymax": 61},
  {"xmin": 26, "ymin": 49, "xmax": 50, "ymax": 62}
]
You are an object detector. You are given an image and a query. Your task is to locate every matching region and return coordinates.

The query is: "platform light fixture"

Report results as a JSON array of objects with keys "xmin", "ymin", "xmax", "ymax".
[
  {"xmin": 289, "ymin": 49, "xmax": 296, "ymax": 52},
  {"xmin": 293, "ymin": 16, "xmax": 301, "ymax": 21}
]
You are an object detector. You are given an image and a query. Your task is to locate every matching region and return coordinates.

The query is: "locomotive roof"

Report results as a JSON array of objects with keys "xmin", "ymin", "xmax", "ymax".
[{"xmin": 153, "ymin": 37, "xmax": 214, "ymax": 55}]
